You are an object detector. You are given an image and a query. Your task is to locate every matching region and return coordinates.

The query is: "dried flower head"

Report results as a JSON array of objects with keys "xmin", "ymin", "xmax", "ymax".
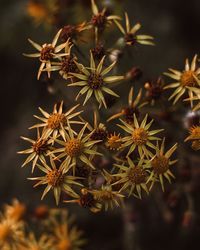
[
  {"xmin": 185, "ymin": 126, "xmax": 200, "ymax": 151},
  {"xmin": 144, "ymin": 77, "xmax": 165, "ymax": 104},
  {"xmin": 18, "ymin": 128, "xmax": 53, "ymax": 172},
  {"xmin": 89, "ymin": 185, "xmax": 124, "ymax": 210},
  {"xmin": 164, "ymin": 55, "xmax": 200, "ymax": 106},
  {"xmin": 29, "ymin": 101, "xmax": 82, "ymax": 141},
  {"xmin": 147, "ymin": 138, "xmax": 178, "ymax": 191},
  {"xmin": 51, "ymin": 121, "xmax": 102, "ymax": 174},
  {"xmin": 90, "ymin": 0, "xmax": 121, "ymax": 42},
  {"xmin": 4, "ymin": 199, "xmax": 26, "ymax": 222},
  {"xmin": 113, "ymin": 157, "xmax": 149, "ymax": 198},
  {"xmin": 115, "ymin": 12, "xmax": 154, "ymax": 46},
  {"xmin": 118, "ymin": 114, "xmax": 163, "ymax": 158},
  {"xmin": 21, "ymin": 233, "xmax": 54, "ymax": 250},
  {"xmin": 69, "ymin": 52, "xmax": 124, "ymax": 108},
  {"xmin": 106, "ymin": 132, "xmax": 122, "ymax": 150},
  {"xmin": 107, "ymin": 87, "xmax": 146, "ymax": 124},
  {"xmin": 28, "ymin": 156, "xmax": 81, "ymax": 205},
  {"xmin": 24, "ymin": 29, "xmax": 68, "ymax": 79}
]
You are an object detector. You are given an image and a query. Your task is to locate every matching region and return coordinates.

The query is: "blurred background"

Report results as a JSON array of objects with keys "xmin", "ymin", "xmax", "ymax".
[{"xmin": 0, "ymin": 0, "xmax": 200, "ymax": 249}]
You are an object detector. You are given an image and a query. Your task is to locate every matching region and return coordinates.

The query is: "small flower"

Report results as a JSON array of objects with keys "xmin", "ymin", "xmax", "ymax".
[
  {"xmin": 106, "ymin": 132, "xmax": 122, "ymax": 150},
  {"xmin": 50, "ymin": 121, "xmax": 102, "ymax": 174},
  {"xmin": 185, "ymin": 126, "xmax": 200, "ymax": 151},
  {"xmin": 43, "ymin": 40, "xmax": 79, "ymax": 80},
  {"xmin": 21, "ymin": 233, "xmax": 54, "ymax": 250},
  {"xmin": 28, "ymin": 156, "xmax": 82, "ymax": 205},
  {"xmin": 89, "ymin": 185, "xmax": 124, "ymax": 210},
  {"xmin": 90, "ymin": 0, "xmax": 121, "ymax": 42},
  {"xmin": 50, "ymin": 209, "xmax": 86, "ymax": 250},
  {"xmin": 107, "ymin": 87, "xmax": 146, "ymax": 124},
  {"xmin": 69, "ymin": 52, "xmax": 124, "ymax": 108},
  {"xmin": 115, "ymin": 12, "xmax": 154, "ymax": 46},
  {"xmin": 60, "ymin": 22, "xmax": 88, "ymax": 43},
  {"xmin": 4, "ymin": 199, "xmax": 26, "ymax": 222},
  {"xmin": 0, "ymin": 215, "xmax": 25, "ymax": 250},
  {"xmin": 118, "ymin": 114, "xmax": 163, "ymax": 158},
  {"xmin": 147, "ymin": 138, "xmax": 178, "ymax": 191},
  {"xmin": 23, "ymin": 29, "xmax": 67, "ymax": 79},
  {"xmin": 64, "ymin": 188, "xmax": 102, "ymax": 213},
  {"xmin": 81, "ymin": 111, "xmax": 108, "ymax": 143},
  {"xmin": 29, "ymin": 101, "xmax": 82, "ymax": 141},
  {"xmin": 91, "ymin": 43, "xmax": 106, "ymax": 61},
  {"xmin": 18, "ymin": 128, "xmax": 53, "ymax": 172},
  {"xmin": 164, "ymin": 55, "xmax": 200, "ymax": 106},
  {"xmin": 113, "ymin": 157, "xmax": 149, "ymax": 198},
  {"xmin": 144, "ymin": 77, "xmax": 165, "ymax": 104}
]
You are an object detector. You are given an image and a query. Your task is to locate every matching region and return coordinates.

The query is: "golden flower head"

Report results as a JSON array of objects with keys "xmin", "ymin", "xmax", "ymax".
[
  {"xmin": 28, "ymin": 156, "xmax": 82, "ymax": 205},
  {"xmin": 118, "ymin": 114, "xmax": 163, "ymax": 158},
  {"xmin": 113, "ymin": 157, "xmax": 150, "ymax": 199},
  {"xmin": 106, "ymin": 132, "xmax": 122, "ymax": 150},
  {"xmin": 164, "ymin": 55, "xmax": 200, "ymax": 106},
  {"xmin": 49, "ymin": 120, "xmax": 102, "ymax": 175},
  {"xmin": 115, "ymin": 12, "xmax": 154, "ymax": 47},
  {"xmin": 68, "ymin": 51, "xmax": 124, "ymax": 108},
  {"xmin": 146, "ymin": 138, "xmax": 178, "ymax": 191},
  {"xmin": 185, "ymin": 125, "xmax": 200, "ymax": 151},
  {"xmin": 4, "ymin": 199, "xmax": 26, "ymax": 222},
  {"xmin": 29, "ymin": 101, "xmax": 83, "ymax": 141}
]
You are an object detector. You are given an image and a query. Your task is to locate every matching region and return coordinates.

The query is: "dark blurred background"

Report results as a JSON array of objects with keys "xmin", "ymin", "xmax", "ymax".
[{"xmin": 0, "ymin": 0, "xmax": 200, "ymax": 249}]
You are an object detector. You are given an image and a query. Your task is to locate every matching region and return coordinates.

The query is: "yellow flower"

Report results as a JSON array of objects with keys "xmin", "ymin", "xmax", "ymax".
[
  {"xmin": 29, "ymin": 101, "xmax": 83, "ymax": 141},
  {"xmin": 0, "ymin": 215, "xmax": 24, "ymax": 250},
  {"xmin": 89, "ymin": 185, "xmax": 124, "ymax": 210},
  {"xmin": 50, "ymin": 209, "xmax": 86, "ymax": 250},
  {"xmin": 90, "ymin": 0, "xmax": 121, "ymax": 43},
  {"xmin": 107, "ymin": 87, "xmax": 146, "ymax": 124},
  {"xmin": 23, "ymin": 29, "xmax": 67, "ymax": 79},
  {"xmin": 185, "ymin": 126, "xmax": 200, "ymax": 151},
  {"xmin": 4, "ymin": 199, "xmax": 26, "ymax": 222},
  {"xmin": 28, "ymin": 156, "xmax": 82, "ymax": 205},
  {"xmin": 21, "ymin": 233, "xmax": 54, "ymax": 250},
  {"xmin": 18, "ymin": 128, "xmax": 53, "ymax": 172},
  {"xmin": 106, "ymin": 132, "xmax": 122, "ymax": 150},
  {"xmin": 114, "ymin": 12, "xmax": 154, "ymax": 46},
  {"xmin": 50, "ymin": 120, "xmax": 102, "ymax": 174},
  {"xmin": 112, "ymin": 157, "xmax": 150, "ymax": 199},
  {"xmin": 164, "ymin": 55, "xmax": 200, "ymax": 105},
  {"xmin": 68, "ymin": 51, "xmax": 124, "ymax": 108},
  {"xmin": 118, "ymin": 114, "xmax": 163, "ymax": 158},
  {"xmin": 147, "ymin": 138, "xmax": 178, "ymax": 191}
]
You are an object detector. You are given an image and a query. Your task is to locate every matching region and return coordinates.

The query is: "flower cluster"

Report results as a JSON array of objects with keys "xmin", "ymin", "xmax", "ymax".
[
  {"xmin": 0, "ymin": 200, "xmax": 85, "ymax": 250},
  {"xmin": 20, "ymin": 0, "xmax": 200, "ymax": 214}
]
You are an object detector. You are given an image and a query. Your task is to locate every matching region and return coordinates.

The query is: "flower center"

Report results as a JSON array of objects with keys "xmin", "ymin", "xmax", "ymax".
[
  {"xmin": 47, "ymin": 169, "xmax": 64, "ymax": 187},
  {"xmin": 40, "ymin": 45, "xmax": 54, "ymax": 61},
  {"xmin": 132, "ymin": 128, "xmax": 148, "ymax": 145},
  {"xmin": 32, "ymin": 139, "xmax": 48, "ymax": 154},
  {"xmin": 61, "ymin": 56, "xmax": 78, "ymax": 74},
  {"xmin": 191, "ymin": 140, "xmax": 200, "ymax": 151},
  {"xmin": 88, "ymin": 73, "xmax": 104, "ymax": 90},
  {"xmin": 181, "ymin": 70, "xmax": 196, "ymax": 87},
  {"xmin": 151, "ymin": 155, "xmax": 169, "ymax": 174},
  {"xmin": 65, "ymin": 139, "xmax": 83, "ymax": 157},
  {"xmin": 128, "ymin": 166, "xmax": 147, "ymax": 184},
  {"xmin": 189, "ymin": 126, "xmax": 200, "ymax": 138},
  {"xmin": 107, "ymin": 134, "xmax": 122, "ymax": 150},
  {"xmin": 47, "ymin": 113, "xmax": 66, "ymax": 129},
  {"xmin": 91, "ymin": 13, "xmax": 107, "ymax": 29},
  {"xmin": 125, "ymin": 33, "xmax": 137, "ymax": 45}
]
